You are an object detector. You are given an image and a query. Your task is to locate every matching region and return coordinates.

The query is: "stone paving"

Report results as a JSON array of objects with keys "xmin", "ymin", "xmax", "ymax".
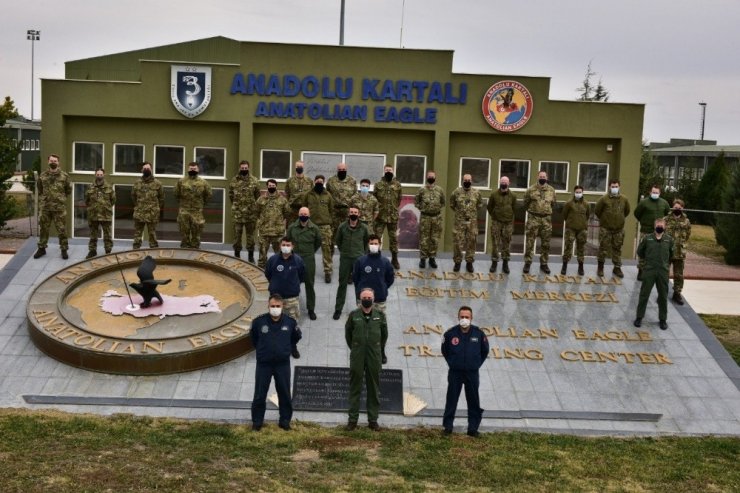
[{"xmin": 1, "ymin": 237, "xmax": 739, "ymax": 436}]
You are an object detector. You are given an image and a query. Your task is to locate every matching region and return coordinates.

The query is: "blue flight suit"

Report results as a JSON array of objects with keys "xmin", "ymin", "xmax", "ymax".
[
  {"xmin": 265, "ymin": 252, "xmax": 306, "ymax": 298},
  {"xmin": 441, "ymin": 324, "xmax": 490, "ymax": 433},
  {"xmin": 352, "ymin": 252, "xmax": 395, "ymax": 303},
  {"xmin": 250, "ymin": 312, "xmax": 302, "ymax": 428}
]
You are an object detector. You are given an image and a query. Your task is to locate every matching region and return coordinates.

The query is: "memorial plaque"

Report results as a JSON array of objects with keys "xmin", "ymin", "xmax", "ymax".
[{"xmin": 292, "ymin": 366, "xmax": 403, "ymax": 414}]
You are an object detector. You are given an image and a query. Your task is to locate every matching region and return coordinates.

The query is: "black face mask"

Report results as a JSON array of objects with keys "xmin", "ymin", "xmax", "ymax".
[
  {"xmin": 538, "ymin": 178, "xmax": 547, "ymax": 185},
  {"xmin": 239, "ymin": 169, "xmax": 249, "ymax": 176},
  {"xmin": 384, "ymin": 172, "xmax": 393, "ymax": 181},
  {"xmin": 426, "ymin": 177, "xmax": 435, "ymax": 185},
  {"xmin": 314, "ymin": 183, "xmax": 324, "ymax": 193},
  {"xmin": 337, "ymin": 170, "xmax": 347, "ymax": 180},
  {"xmin": 500, "ymin": 184, "xmax": 508, "ymax": 190},
  {"xmin": 188, "ymin": 170, "xmax": 198, "ymax": 177},
  {"xmin": 299, "ymin": 215, "xmax": 309, "ymax": 223},
  {"xmin": 296, "ymin": 167, "xmax": 304, "ymax": 174},
  {"xmin": 655, "ymin": 226, "xmax": 665, "ymax": 234},
  {"xmin": 142, "ymin": 170, "xmax": 152, "ymax": 177},
  {"xmin": 673, "ymin": 209, "xmax": 682, "ymax": 216},
  {"xmin": 349, "ymin": 214, "xmax": 359, "ymax": 221},
  {"xmin": 463, "ymin": 181, "xmax": 472, "ymax": 189},
  {"xmin": 267, "ymin": 187, "xmax": 277, "ymax": 194},
  {"xmin": 361, "ymin": 299, "xmax": 373, "ymax": 308}
]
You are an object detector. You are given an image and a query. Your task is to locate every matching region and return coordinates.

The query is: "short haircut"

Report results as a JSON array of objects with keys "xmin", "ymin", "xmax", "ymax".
[
  {"xmin": 48, "ymin": 154, "xmax": 60, "ymax": 160},
  {"xmin": 239, "ymin": 160, "xmax": 250, "ymax": 166},
  {"xmin": 359, "ymin": 287, "xmax": 375, "ymax": 297},
  {"xmin": 142, "ymin": 161, "xmax": 152, "ymax": 168},
  {"xmin": 280, "ymin": 236, "xmax": 292, "ymax": 244},
  {"xmin": 651, "ymin": 184, "xmax": 661, "ymax": 191},
  {"xmin": 268, "ymin": 293, "xmax": 283, "ymax": 303},
  {"xmin": 95, "ymin": 167, "xmax": 104, "ymax": 173},
  {"xmin": 609, "ymin": 178, "xmax": 620, "ymax": 186},
  {"xmin": 188, "ymin": 162, "xmax": 199, "ymax": 167},
  {"xmin": 654, "ymin": 218, "xmax": 666, "ymax": 225},
  {"xmin": 574, "ymin": 185, "xmax": 583, "ymax": 192},
  {"xmin": 673, "ymin": 198, "xmax": 685, "ymax": 207},
  {"xmin": 427, "ymin": 170, "xmax": 436, "ymax": 175},
  {"xmin": 361, "ymin": 178, "xmax": 371, "ymax": 185},
  {"xmin": 458, "ymin": 306, "xmax": 473, "ymax": 317},
  {"xmin": 368, "ymin": 234, "xmax": 380, "ymax": 242},
  {"xmin": 267, "ymin": 179, "xmax": 278, "ymax": 186},
  {"xmin": 315, "ymin": 175, "xmax": 325, "ymax": 182}
]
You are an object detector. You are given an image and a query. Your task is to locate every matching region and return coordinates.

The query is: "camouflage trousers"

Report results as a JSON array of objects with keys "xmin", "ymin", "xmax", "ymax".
[
  {"xmin": 374, "ymin": 221, "xmax": 399, "ymax": 254},
  {"xmin": 282, "ymin": 296, "xmax": 300, "ymax": 322},
  {"xmin": 178, "ymin": 212, "xmax": 205, "ymax": 249},
  {"xmin": 257, "ymin": 234, "xmax": 281, "ymax": 269},
  {"xmin": 233, "ymin": 219, "xmax": 257, "ymax": 252},
  {"xmin": 38, "ymin": 209, "xmax": 68, "ymax": 250},
  {"xmin": 318, "ymin": 224, "xmax": 334, "ymax": 275},
  {"xmin": 524, "ymin": 215, "xmax": 552, "ymax": 264},
  {"xmin": 637, "ymin": 232, "xmax": 650, "ymax": 271},
  {"xmin": 419, "ymin": 214, "xmax": 442, "ymax": 259},
  {"xmin": 563, "ymin": 228, "xmax": 587, "ymax": 263},
  {"xmin": 597, "ymin": 228, "xmax": 624, "ymax": 266},
  {"xmin": 490, "ymin": 220, "xmax": 513, "ymax": 261},
  {"xmin": 453, "ymin": 220, "xmax": 477, "ymax": 263},
  {"xmin": 670, "ymin": 258, "xmax": 685, "ymax": 294},
  {"xmin": 133, "ymin": 221, "xmax": 159, "ymax": 249},
  {"xmin": 88, "ymin": 220, "xmax": 113, "ymax": 253}
]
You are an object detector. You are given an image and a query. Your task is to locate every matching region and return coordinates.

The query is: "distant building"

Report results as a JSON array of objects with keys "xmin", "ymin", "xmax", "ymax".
[
  {"xmin": 0, "ymin": 116, "xmax": 41, "ymax": 172},
  {"xmin": 648, "ymin": 139, "xmax": 740, "ymax": 189}
]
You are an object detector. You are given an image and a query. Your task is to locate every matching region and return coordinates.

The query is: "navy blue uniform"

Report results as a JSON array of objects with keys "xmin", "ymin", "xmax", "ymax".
[
  {"xmin": 441, "ymin": 324, "xmax": 489, "ymax": 433},
  {"xmin": 265, "ymin": 253, "xmax": 305, "ymax": 298},
  {"xmin": 250, "ymin": 313, "xmax": 302, "ymax": 428},
  {"xmin": 352, "ymin": 252, "xmax": 395, "ymax": 302}
]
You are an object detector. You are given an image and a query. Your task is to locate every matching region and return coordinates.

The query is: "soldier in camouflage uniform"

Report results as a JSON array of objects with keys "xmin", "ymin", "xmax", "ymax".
[
  {"xmin": 664, "ymin": 199, "xmax": 691, "ymax": 305},
  {"xmin": 450, "ymin": 173, "xmax": 482, "ymax": 273},
  {"xmin": 351, "ymin": 178, "xmax": 379, "ymax": 232},
  {"xmin": 523, "ymin": 170, "xmax": 556, "ymax": 274},
  {"xmin": 561, "ymin": 185, "xmax": 589, "ymax": 276},
  {"xmin": 594, "ymin": 179, "xmax": 631, "ymax": 278},
  {"xmin": 229, "ymin": 160, "xmax": 261, "ymax": 262},
  {"xmin": 175, "ymin": 162, "xmax": 213, "ymax": 249},
  {"xmin": 293, "ymin": 175, "xmax": 335, "ymax": 283},
  {"xmin": 256, "ymin": 179, "xmax": 290, "ymax": 269},
  {"xmin": 84, "ymin": 167, "xmax": 115, "ymax": 259},
  {"xmin": 373, "ymin": 165, "xmax": 403, "ymax": 269},
  {"xmin": 132, "ymin": 162, "xmax": 164, "ymax": 250},
  {"xmin": 34, "ymin": 154, "xmax": 72, "ymax": 259},
  {"xmin": 285, "ymin": 161, "xmax": 313, "ymax": 224},
  {"xmin": 415, "ymin": 170, "xmax": 445, "ymax": 269},
  {"xmin": 327, "ymin": 162, "xmax": 357, "ymax": 243},
  {"xmin": 487, "ymin": 176, "xmax": 517, "ymax": 274}
]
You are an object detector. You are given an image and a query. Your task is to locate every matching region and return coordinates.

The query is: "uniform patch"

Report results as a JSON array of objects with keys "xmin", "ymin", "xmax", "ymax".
[
  {"xmin": 261, "ymin": 325, "xmax": 269, "ymax": 333},
  {"xmin": 281, "ymin": 326, "xmax": 289, "ymax": 331},
  {"xmin": 452, "ymin": 337, "xmax": 460, "ymax": 346},
  {"xmin": 364, "ymin": 266, "xmax": 372, "ymax": 273},
  {"xmin": 276, "ymin": 265, "xmax": 285, "ymax": 272}
]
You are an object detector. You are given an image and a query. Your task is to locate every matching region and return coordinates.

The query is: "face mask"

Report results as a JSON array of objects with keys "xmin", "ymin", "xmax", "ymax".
[
  {"xmin": 95, "ymin": 177, "xmax": 104, "ymax": 184},
  {"xmin": 295, "ymin": 167, "xmax": 304, "ymax": 174},
  {"xmin": 610, "ymin": 187, "xmax": 619, "ymax": 195},
  {"xmin": 463, "ymin": 181, "xmax": 472, "ymax": 189},
  {"xmin": 349, "ymin": 214, "xmax": 359, "ymax": 221},
  {"xmin": 360, "ymin": 185, "xmax": 370, "ymax": 194},
  {"xmin": 426, "ymin": 177, "xmax": 435, "ymax": 185},
  {"xmin": 239, "ymin": 169, "xmax": 248, "ymax": 176},
  {"xmin": 655, "ymin": 226, "xmax": 665, "ymax": 234},
  {"xmin": 650, "ymin": 193, "xmax": 659, "ymax": 200},
  {"xmin": 268, "ymin": 187, "xmax": 277, "ymax": 194},
  {"xmin": 299, "ymin": 215, "xmax": 309, "ymax": 223},
  {"xmin": 142, "ymin": 170, "xmax": 152, "ymax": 177},
  {"xmin": 538, "ymin": 178, "xmax": 547, "ymax": 186},
  {"xmin": 459, "ymin": 318, "xmax": 471, "ymax": 328},
  {"xmin": 280, "ymin": 246, "xmax": 292, "ymax": 255},
  {"xmin": 673, "ymin": 209, "xmax": 682, "ymax": 216},
  {"xmin": 361, "ymin": 299, "xmax": 373, "ymax": 309},
  {"xmin": 384, "ymin": 172, "xmax": 393, "ymax": 181},
  {"xmin": 500, "ymin": 184, "xmax": 508, "ymax": 191},
  {"xmin": 49, "ymin": 162, "xmax": 59, "ymax": 169},
  {"xmin": 269, "ymin": 307, "xmax": 282, "ymax": 318},
  {"xmin": 369, "ymin": 244, "xmax": 380, "ymax": 254},
  {"xmin": 188, "ymin": 170, "xmax": 198, "ymax": 177},
  {"xmin": 314, "ymin": 183, "xmax": 324, "ymax": 193},
  {"xmin": 337, "ymin": 170, "xmax": 347, "ymax": 180},
  {"xmin": 575, "ymin": 192, "xmax": 583, "ymax": 200}
]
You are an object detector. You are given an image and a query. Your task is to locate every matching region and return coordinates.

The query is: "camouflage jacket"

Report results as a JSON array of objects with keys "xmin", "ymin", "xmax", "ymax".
[
  {"xmin": 594, "ymin": 193, "xmax": 630, "ymax": 231},
  {"xmin": 486, "ymin": 189, "xmax": 517, "ymax": 223},
  {"xmin": 450, "ymin": 187, "xmax": 482, "ymax": 223},
  {"xmin": 414, "ymin": 184, "xmax": 446, "ymax": 216},
  {"xmin": 327, "ymin": 175, "xmax": 358, "ymax": 209},
  {"xmin": 132, "ymin": 176, "xmax": 164, "ymax": 223},
  {"xmin": 175, "ymin": 176, "xmax": 213, "ymax": 214},
  {"xmin": 562, "ymin": 198, "xmax": 589, "ymax": 232},
  {"xmin": 285, "ymin": 175, "xmax": 313, "ymax": 205},
  {"xmin": 38, "ymin": 169, "xmax": 71, "ymax": 212},
  {"xmin": 295, "ymin": 189, "xmax": 335, "ymax": 226},
  {"xmin": 663, "ymin": 212, "xmax": 691, "ymax": 259},
  {"xmin": 373, "ymin": 178, "xmax": 402, "ymax": 222},
  {"xmin": 228, "ymin": 174, "xmax": 261, "ymax": 221},
  {"xmin": 256, "ymin": 193, "xmax": 289, "ymax": 236},
  {"xmin": 85, "ymin": 181, "xmax": 115, "ymax": 221},
  {"xmin": 350, "ymin": 193, "xmax": 379, "ymax": 225},
  {"xmin": 523, "ymin": 184, "xmax": 556, "ymax": 216}
]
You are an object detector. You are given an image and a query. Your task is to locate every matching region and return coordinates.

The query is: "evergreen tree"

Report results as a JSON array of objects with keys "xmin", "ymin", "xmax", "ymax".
[
  {"xmin": 638, "ymin": 146, "xmax": 662, "ymax": 202},
  {"xmin": 0, "ymin": 96, "xmax": 21, "ymax": 231},
  {"xmin": 715, "ymin": 164, "xmax": 740, "ymax": 265},
  {"xmin": 576, "ymin": 62, "xmax": 610, "ymax": 102},
  {"xmin": 696, "ymin": 152, "xmax": 729, "ymax": 214}
]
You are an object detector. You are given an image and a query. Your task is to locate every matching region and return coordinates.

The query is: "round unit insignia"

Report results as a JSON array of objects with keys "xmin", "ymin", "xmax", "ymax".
[
  {"xmin": 276, "ymin": 265, "xmax": 285, "ymax": 272},
  {"xmin": 261, "ymin": 326, "xmax": 269, "ymax": 333},
  {"xmin": 364, "ymin": 266, "xmax": 372, "ymax": 273},
  {"xmin": 481, "ymin": 80, "xmax": 534, "ymax": 132},
  {"xmin": 452, "ymin": 337, "xmax": 460, "ymax": 346}
]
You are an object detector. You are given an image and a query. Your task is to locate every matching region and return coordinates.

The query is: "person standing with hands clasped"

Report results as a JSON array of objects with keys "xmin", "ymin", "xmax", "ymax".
[
  {"xmin": 441, "ymin": 306, "xmax": 489, "ymax": 437},
  {"xmin": 634, "ymin": 218, "xmax": 674, "ymax": 330}
]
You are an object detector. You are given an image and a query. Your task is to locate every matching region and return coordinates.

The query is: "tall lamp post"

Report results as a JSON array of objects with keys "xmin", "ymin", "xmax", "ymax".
[
  {"xmin": 27, "ymin": 29, "xmax": 40, "ymax": 121},
  {"xmin": 698, "ymin": 101, "xmax": 707, "ymax": 141}
]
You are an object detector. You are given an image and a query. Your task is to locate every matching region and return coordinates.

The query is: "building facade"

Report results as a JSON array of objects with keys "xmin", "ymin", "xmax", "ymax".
[
  {"xmin": 1, "ymin": 117, "xmax": 41, "ymax": 172},
  {"xmin": 649, "ymin": 139, "xmax": 740, "ymax": 190},
  {"xmin": 42, "ymin": 37, "xmax": 644, "ymax": 257}
]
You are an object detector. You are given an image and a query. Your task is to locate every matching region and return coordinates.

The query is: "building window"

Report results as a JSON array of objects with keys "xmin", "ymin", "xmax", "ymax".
[
  {"xmin": 23, "ymin": 139, "xmax": 30, "ymax": 151},
  {"xmin": 36, "ymin": 139, "xmax": 40, "ymax": 150},
  {"xmin": 114, "ymin": 143, "xmax": 145, "ymax": 175},
  {"xmin": 11, "ymin": 139, "xmax": 17, "ymax": 149},
  {"xmin": 301, "ymin": 151, "xmax": 385, "ymax": 184},
  {"xmin": 499, "ymin": 159, "xmax": 530, "ymax": 190},
  {"xmin": 194, "ymin": 147, "xmax": 226, "ymax": 178},
  {"xmin": 577, "ymin": 162, "xmax": 609, "ymax": 193},
  {"xmin": 539, "ymin": 161, "xmax": 569, "ymax": 191},
  {"xmin": 260, "ymin": 149, "xmax": 291, "ymax": 181},
  {"xmin": 72, "ymin": 183, "xmax": 91, "ymax": 238},
  {"xmin": 460, "ymin": 157, "xmax": 490, "ymax": 189},
  {"xmin": 394, "ymin": 155, "xmax": 426, "ymax": 186},
  {"xmin": 73, "ymin": 142, "xmax": 104, "ymax": 173},
  {"xmin": 113, "ymin": 185, "xmax": 134, "ymax": 240},
  {"xmin": 154, "ymin": 145, "xmax": 185, "ymax": 177}
]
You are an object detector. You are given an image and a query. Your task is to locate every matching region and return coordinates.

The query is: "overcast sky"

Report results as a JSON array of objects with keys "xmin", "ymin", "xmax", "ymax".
[{"xmin": 2, "ymin": 0, "xmax": 739, "ymax": 144}]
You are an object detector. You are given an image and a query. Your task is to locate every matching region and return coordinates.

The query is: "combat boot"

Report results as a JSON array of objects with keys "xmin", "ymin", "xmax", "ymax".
[
  {"xmin": 561, "ymin": 261, "xmax": 568, "ymax": 275},
  {"xmin": 577, "ymin": 261, "xmax": 584, "ymax": 276},
  {"xmin": 33, "ymin": 247, "xmax": 46, "ymax": 259},
  {"xmin": 453, "ymin": 262, "xmax": 461, "ymax": 272},
  {"xmin": 613, "ymin": 266, "xmax": 624, "ymax": 278},
  {"xmin": 489, "ymin": 261, "xmax": 497, "ymax": 273},
  {"xmin": 502, "ymin": 260, "xmax": 510, "ymax": 274},
  {"xmin": 597, "ymin": 261, "xmax": 605, "ymax": 277},
  {"xmin": 247, "ymin": 250, "xmax": 255, "ymax": 263},
  {"xmin": 391, "ymin": 252, "xmax": 400, "ymax": 270},
  {"xmin": 86, "ymin": 251, "xmax": 97, "ymax": 259},
  {"xmin": 428, "ymin": 258, "xmax": 438, "ymax": 269},
  {"xmin": 61, "ymin": 250, "xmax": 69, "ymax": 260},
  {"xmin": 672, "ymin": 291, "xmax": 684, "ymax": 305},
  {"xmin": 419, "ymin": 258, "xmax": 426, "ymax": 268},
  {"xmin": 523, "ymin": 262, "xmax": 531, "ymax": 274},
  {"xmin": 234, "ymin": 248, "xmax": 241, "ymax": 258},
  {"xmin": 466, "ymin": 261, "xmax": 474, "ymax": 273},
  {"xmin": 540, "ymin": 264, "xmax": 551, "ymax": 274}
]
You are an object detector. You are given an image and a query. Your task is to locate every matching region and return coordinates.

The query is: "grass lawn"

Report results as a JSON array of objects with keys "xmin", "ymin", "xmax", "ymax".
[
  {"xmin": 701, "ymin": 314, "xmax": 740, "ymax": 365},
  {"xmin": 0, "ymin": 409, "xmax": 738, "ymax": 492},
  {"xmin": 686, "ymin": 224, "xmax": 727, "ymax": 262}
]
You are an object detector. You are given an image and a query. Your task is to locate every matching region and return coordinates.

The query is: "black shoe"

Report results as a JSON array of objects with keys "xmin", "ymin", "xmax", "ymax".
[
  {"xmin": 466, "ymin": 261, "xmax": 474, "ymax": 273},
  {"xmin": 345, "ymin": 421, "xmax": 357, "ymax": 431},
  {"xmin": 308, "ymin": 310, "xmax": 317, "ymax": 320},
  {"xmin": 659, "ymin": 321, "xmax": 668, "ymax": 330},
  {"xmin": 467, "ymin": 430, "xmax": 480, "ymax": 438},
  {"xmin": 33, "ymin": 247, "xmax": 46, "ymax": 259},
  {"xmin": 577, "ymin": 262, "xmax": 584, "ymax": 276},
  {"xmin": 325, "ymin": 273, "xmax": 331, "ymax": 283},
  {"xmin": 540, "ymin": 264, "xmax": 550, "ymax": 274},
  {"xmin": 561, "ymin": 262, "xmax": 567, "ymax": 275},
  {"xmin": 234, "ymin": 249, "xmax": 241, "ymax": 258},
  {"xmin": 347, "ymin": 276, "xmax": 353, "ymax": 284},
  {"xmin": 428, "ymin": 258, "xmax": 438, "ymax": 269},
  {"xmin": 637, "ymin": 269, "xmax": 643, "ymax": 281},
  {"xmin": 105, "ymin": 249, "xmax": 111, "ymax": 254},
  {"xmin": 332, "ymin": 311, "xmax": 341, "ymax": 320},
  {"xmin": 368, "ymin": 421, "xmax": 380, "ymax": 431},
  {"xmin": 86, "ymin": 251, "xmax": 97, "ymax": 259},
  {"xmin": 391, "ymin": 255, "xmax": 400, "ymax": 270},
  {"xmin": 61, "ymin": 250, "xmax": 69, "ymax": 260},
  {"xmin": 489, "ymin": 261, "xmax": 497, "ymax": 273},
  {"xmin": 292, "ymin": 348, "xmax": 300, "ymax": 359},
  {"xmin": 252, "ymin": 423, "xmax": 262, "ymax": 431},
  {"xmin": 453, "ymin": 262, "xmax": 461, "ymax": 272},
  {"xmin": 419, "ymin": 258, "xmax": 426, "ymax": 268},
  {"xmin": 523, "ymin": 262, "xmax": 531, "ymax": 274},
  {"xmin": 502, "ymin": 260, "xmax": 510, "ymax": 274},
  {"xmin": 633, "ymin": 318, "xmax": 642, "ymax": 327},
  {"xmin": 613, "ymin": 266, "xmax": 624, "ymax": 278},
  {"xmin": 279, "ymin": 422, "xmax": 291, "ymax": 431},
  {"xmin": 672, "ymin": 292, "xmax": 684, "ymax": 305},
  {"xmin": 248, "ymin": 252, "xmax": 255, "ymax": 263},
  {"xmin": 442, "ymin": 428, "xmax": 453, "ymax": 436}
]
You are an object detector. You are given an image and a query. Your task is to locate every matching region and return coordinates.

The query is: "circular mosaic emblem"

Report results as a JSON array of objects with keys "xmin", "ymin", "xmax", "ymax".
[
  {"xmin": 26, "ymin": 249, "xmax": 269, "ymax": 375},
  {"xmin": 481, "ymin": 80, "xmax": 534, "ymax": 132}
]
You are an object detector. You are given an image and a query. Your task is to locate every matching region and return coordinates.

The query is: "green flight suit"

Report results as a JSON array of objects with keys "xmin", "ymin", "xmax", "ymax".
[
  {"xmin": 287, "ymin": 219, "xmax": 322, "ymax": 311},
  {"xmin": 334, "ymin": 221, "xmax": 369, "ymax": 313},
  {"xmin": 345, "ymin": 307, "xmax": 388, "ymax": 424},
  {"xmin": 636, "ymin": 233, "xmax": 674, "ymax": 322},
  {"xmin": 634, "ymin": 196, "xmax": 671, "ymax": 271}
]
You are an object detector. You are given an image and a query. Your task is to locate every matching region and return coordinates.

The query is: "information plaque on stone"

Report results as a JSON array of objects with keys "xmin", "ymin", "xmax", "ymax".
[{"xmin": 292, "ymin": 366, "xmax": 403, "ymax": 414}]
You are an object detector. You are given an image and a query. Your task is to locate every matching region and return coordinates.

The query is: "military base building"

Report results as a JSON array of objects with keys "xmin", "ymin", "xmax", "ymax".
[{"xmin": 42, "ymin": 36, "xmax": 644, "ymax": 258}]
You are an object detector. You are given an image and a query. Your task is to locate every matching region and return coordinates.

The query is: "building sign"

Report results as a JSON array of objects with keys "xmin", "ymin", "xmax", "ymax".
[
  {"xmin": 171, "ymin": 65, "xmax": 212, "ymax": 118},
  {"xmin": 230, "ymin": 73, "xmax": 468, "ymax": 124},
  {"xmin": 481, "ymin": 80, "xmax": 533, "ymax": 132}
]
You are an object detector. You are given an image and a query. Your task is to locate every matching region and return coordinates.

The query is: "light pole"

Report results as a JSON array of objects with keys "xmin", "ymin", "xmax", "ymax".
[
  {"xmin": 27, "ymin": 29, "xmax": 40, "ymax": 121},
  {"xmin": 698, "ymin": 102, "xmax": 707, "ymax": 141}
]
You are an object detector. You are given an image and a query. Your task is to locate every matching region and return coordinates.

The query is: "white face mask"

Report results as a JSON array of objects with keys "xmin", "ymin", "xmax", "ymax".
[
  {"xmin": 650, "ymin": 193, "xmax": 660, "ymax": 200},
  {"xmin": 459, "ymin": 318, "xmax": 471, "ymax": 328},
  {"xmin": 369, "ymin": 244, "xmax": 380, "ymax": 254},
  {"xmin": 574, "ymin": 192, "xmax": 583, "ymax": 200},
  {"xmin": 610, "ymin": 187, "xmax": 619, "ymax": 195},
  {"xmin": 269, "ymin": 307, "xmax": 282, "ymax": 318},
  {"xmin": 360, "ymin": 186, "xmax": 369, "ymax": 194},
  {"xmin": 280, "ymin": 246, "xmax": 292, "ymax": 255}
]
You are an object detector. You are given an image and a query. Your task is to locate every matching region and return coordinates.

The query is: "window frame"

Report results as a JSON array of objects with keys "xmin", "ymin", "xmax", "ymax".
[
  {"xmin": 153, "ymin": 144, "xmax": 186, "ymax": 178},
  {"xmin": 71, "ymin": 182, "xmax": 91, "ymax": 239},
  {"xmin": 72, "ymin": 141, "xmax": 104, "ymax": 174},
  {"xmin": 260, "ymin": 149, "xmax": 292, "ymax": 182},
  {"xmin": 113, "ymin": 143, "xmax": 146, "ymax": 176},
  {"xmin": 459, "ymin": 156, "xmax": 491, "ymax": 190},
  {"xmin": 394, "ymin": 154, "xmax": 427, "ymax": 187},
  {"xmin": 194, "ymin": 146, "xmax": 227, "ymax": 179},
  {"xmin": 577, "ymin": 162, "xmax": 610, "ymax": 195},
  {"xmin": 539, "ymin": 160, "xmax": 570, "ymax": 192},
  {"xmin": 498, "ymin": 159, "xmax": 531, "ymax": 191}
]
